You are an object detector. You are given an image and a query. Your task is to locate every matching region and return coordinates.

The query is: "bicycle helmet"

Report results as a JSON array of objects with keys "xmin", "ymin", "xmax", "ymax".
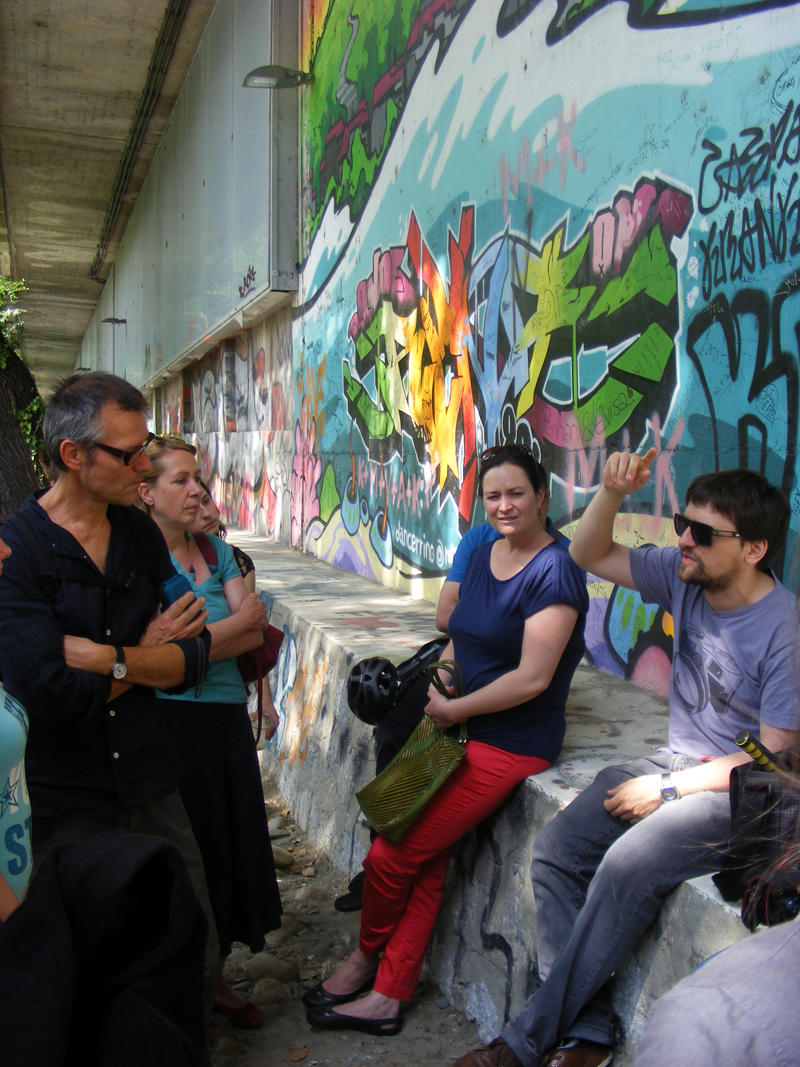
[{"xmin": 347, "ymin": 656, "xmax": 398, "ymax": 725}]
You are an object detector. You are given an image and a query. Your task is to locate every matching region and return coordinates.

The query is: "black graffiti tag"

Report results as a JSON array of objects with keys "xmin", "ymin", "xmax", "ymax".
[
  {"xmin": 698, "ymin": 99, "xmax": 800, "ymax": 214},
  {"xmin": 239, "ymin": 264, "xmax": 257, "ymax": 299},
  {"xmin": 698, "ymin": 173, "xmax": 800, "ymax": 299}
]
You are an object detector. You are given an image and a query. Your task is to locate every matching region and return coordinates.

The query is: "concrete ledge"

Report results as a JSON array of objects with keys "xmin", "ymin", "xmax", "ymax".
[{"xmin": 234, "ymin": 531, "xmax": 749, "ymax": 1064}]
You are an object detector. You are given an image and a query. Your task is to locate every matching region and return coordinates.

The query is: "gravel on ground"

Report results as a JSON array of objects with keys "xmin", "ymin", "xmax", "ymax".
[{"xmin": 209, "ymin": 772, "xmax": 482, "ymax": 1067}]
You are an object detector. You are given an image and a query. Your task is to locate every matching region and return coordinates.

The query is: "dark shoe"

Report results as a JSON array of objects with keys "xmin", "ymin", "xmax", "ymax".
[
  {"xmin": 334, "ymin": 869, "xmax": 365, "ymax": 912},
  {"xmin": 301, "ymin": 975, "xmax": 375, "ymax": 1009},
  {"xmin": 452, "ymin": 1038, "xmax": 525, "ymax": 1067},
  {"xmin": 212, "ymin": 997, "xmax": 265, "ymax": 1029},
  {"xmin": 305, "ymin": 1005, "xmax": 402, "ymax": 1036},
  {"xmin": 539, "ymin": 1040, "xmax": 613, "ymax": 1067}
]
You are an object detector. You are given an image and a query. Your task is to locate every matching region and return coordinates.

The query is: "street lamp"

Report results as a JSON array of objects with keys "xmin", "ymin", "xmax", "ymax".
[{"xmin": 242, "ymin": 65, "xmax": 312, "ymax": 89}]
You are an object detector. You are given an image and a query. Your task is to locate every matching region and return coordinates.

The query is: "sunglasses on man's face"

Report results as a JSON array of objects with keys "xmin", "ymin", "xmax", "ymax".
[
  {"xmin": 93, "ymin": 431, "xmax": 156, "ymax": 466},
  {"xmin": 673, "ymin": 512, "xmax": 743, "ymax": 548}
]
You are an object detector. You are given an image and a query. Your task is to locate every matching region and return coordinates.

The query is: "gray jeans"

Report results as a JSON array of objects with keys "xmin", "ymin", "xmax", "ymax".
[{"xmin": 501, "ymin": 752, "xmax": 732, "ymax": 1064}]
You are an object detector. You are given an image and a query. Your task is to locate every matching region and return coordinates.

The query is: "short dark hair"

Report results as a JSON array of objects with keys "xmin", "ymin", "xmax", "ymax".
[
  {"xmin": 43, "ymin": 372, "xmax": 148, "ymax": 472},
  {"xmin": 478, "ymin": 445, "xmax": 545, "ymax": 497},
  {"xmin": 686, "ymin": 469, "xmax": 790, "ymax": 571}
]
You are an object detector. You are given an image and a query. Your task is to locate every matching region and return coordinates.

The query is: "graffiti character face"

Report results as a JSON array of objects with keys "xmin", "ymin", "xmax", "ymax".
[
  {"xmin": 481, "ymin": 463, "xmax": 546, "ymax": 542},
  {"xmin": 675, "ymin": 502, "xmax": 748, "ymax": 593}
]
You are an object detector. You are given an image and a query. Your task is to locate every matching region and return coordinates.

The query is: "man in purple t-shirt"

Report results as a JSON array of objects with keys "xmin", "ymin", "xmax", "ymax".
[{"xmin": 454, "ymin": 451, "xmax": 800, "ymax": 1067}]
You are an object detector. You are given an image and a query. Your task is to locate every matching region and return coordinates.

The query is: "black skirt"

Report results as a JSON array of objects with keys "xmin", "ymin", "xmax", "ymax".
[{"xmin": 161, "ymin": 699, "xmax": 282, "ymax": 956}]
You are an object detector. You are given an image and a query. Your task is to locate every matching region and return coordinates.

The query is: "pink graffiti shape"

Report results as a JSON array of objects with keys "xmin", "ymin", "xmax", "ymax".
[
  {"xmin": 613, "ymin": 184, "xmax": 656, "ymax": 271},
  {"xmin": 592, "ymin": 211, "xmax": 616, "ymax": 279},
  {"xmin": 290, "ymin": 398, "xmax": 322, "ymax": 546},
  {"xmin": 557, "ymin": 102, "xmax": 586, "ymax": 188},
  {"xmin": 654, "ymin": 189, "xmax": 693, "ymax": 236}
]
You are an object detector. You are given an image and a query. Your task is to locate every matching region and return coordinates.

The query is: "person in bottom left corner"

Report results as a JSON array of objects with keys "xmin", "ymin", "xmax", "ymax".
[{"xmin": 0, "ymin": 534, "xmax": 31, "ymax": 921}]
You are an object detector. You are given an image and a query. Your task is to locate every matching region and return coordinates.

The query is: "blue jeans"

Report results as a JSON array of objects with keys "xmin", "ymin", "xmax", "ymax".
[{"xmin": 501, "ymin": 752, "xmax": 732, "ymax": 1064}]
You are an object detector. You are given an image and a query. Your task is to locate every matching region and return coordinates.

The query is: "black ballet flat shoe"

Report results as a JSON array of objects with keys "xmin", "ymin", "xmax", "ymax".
[
  {"xmin": 301, "ymin": 976, "xmax": 375, "ymax": 1009},
  {"xmin": 305, "ymin": 1006, "xmax": 403, "ymax": 1036}
]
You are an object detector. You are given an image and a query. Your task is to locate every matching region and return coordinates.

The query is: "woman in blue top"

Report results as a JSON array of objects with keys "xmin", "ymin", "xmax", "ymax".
[
  {"xmin": 305, "ymin": 444, "xmax": 588, "ymax": 1036},
  {"xmin": 0, "ymin": 533, "xmax": 32, "ymax": 923},
  {"xmin": 140, "ymin": 438, "xmax": 281, "ymax": 1029}
]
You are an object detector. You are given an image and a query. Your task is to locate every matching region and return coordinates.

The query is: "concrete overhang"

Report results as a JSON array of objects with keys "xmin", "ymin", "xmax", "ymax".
[{"xmin": 0, "ymin": 0, "xmax": 219, "ymax": 396}]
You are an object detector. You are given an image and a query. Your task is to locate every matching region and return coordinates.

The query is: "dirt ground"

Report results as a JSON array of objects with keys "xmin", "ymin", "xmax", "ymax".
[{"xmin": 209, "ymin": 772, "xmax": 482, "ymax": 1067}]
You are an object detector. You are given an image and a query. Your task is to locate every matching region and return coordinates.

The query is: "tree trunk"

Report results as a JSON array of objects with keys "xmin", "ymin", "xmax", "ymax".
[{"xmin": 0, "ymin": 352, "xmax": 43, "ymax": 520}]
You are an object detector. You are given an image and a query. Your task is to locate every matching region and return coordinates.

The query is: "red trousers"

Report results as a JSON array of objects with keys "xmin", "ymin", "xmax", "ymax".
[{"xmin": 360, "ymin": 740, "xmax": 549, "ymax": 1000}]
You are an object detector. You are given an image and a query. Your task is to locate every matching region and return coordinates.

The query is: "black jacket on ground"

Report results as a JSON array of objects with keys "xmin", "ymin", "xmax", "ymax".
[{"xmin": 0, "ymin": 831, "xmax": 210, "ymax": 1067}]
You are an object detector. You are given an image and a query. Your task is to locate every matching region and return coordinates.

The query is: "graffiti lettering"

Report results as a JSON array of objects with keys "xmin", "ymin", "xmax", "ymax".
[
  {"xmin": 239, "ymin": 264, "xmax": 257, "ymax": 299},
  {"xmin": 699, "ymin": 173, "xmax": 800, "ymax": 299},
  {"xmin": 698, "ymin": 101, "xmax": 800, "ymax": 214}
]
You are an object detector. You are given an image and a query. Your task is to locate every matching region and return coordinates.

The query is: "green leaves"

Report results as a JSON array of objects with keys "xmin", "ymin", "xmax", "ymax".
[{"xmin": 0, "ymin": 276, "xmax": 27, "ymax": 370}]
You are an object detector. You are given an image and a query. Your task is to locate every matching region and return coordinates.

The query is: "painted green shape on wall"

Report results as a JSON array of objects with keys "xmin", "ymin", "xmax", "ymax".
[
  {"xmin": 632, "ymin": 602, "xmax": 647, "ymax": 646},
  {"xmin": 304, "ymin": 0, "xmax": 416, "ymax": 242},
  {"xmin": 343, "ymin": 360, "xmax": 396, "ymax": 440},
  {"xmin": 588, "ymin": 226, "xmax": 675, "ymax": 320},
  {"xmin": 611, "ymin": 322, "xmax": 673, "ymax": 382},
  {"xmin": 319, "ymin": 463, "xmax": 341, "ymax": 524},
  {"xmin": 576, "ymin": 378, "xmax": 644, "ymax": 442},
  {"xmin": 621, "ymin": 591, "xmax": 634, "ymax": 630}
]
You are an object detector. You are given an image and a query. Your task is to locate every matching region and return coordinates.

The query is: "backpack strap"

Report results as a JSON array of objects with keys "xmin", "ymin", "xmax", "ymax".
[
  {"xmin": 193, "ymin": 531, "xmax": 218, "ymax": 567},
  {"xmin": 1, "ymin": 510, "xmax": 60, "ymax": 602}
]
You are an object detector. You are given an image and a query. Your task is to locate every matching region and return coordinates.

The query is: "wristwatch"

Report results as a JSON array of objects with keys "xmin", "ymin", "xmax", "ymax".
[
  {"xmin": 659, "ymin": 772, "xmax": 680, "ymax": 803},
  {"xmin": 110, "ymin": 646, "xmax": 127, "ymax": 681}
]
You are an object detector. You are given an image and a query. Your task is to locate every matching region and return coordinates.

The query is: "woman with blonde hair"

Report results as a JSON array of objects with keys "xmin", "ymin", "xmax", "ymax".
[{"xmin": 139, "ymin": 436, "xmax": 281, "ymax": 1028}]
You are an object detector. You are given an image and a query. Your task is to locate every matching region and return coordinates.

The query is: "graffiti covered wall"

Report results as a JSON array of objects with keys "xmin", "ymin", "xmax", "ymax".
[
  {"xmin": 172, "ymin": 307, "xmax": 295, "ymax": 541},
  {"xmin": 291, "ymin": 0, "xmax": 800, "ymax": 693}
]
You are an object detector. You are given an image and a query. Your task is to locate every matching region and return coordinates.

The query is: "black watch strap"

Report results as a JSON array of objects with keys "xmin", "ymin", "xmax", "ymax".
[{"xmin": 111, "ymin": 646, "xmax": 127, "ymax": 680}]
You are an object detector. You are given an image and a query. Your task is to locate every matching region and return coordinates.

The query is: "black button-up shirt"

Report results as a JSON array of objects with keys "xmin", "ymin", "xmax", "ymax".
[{"xmin": 0, "ymin": 492, "xmax": 188, "ymax": 818}]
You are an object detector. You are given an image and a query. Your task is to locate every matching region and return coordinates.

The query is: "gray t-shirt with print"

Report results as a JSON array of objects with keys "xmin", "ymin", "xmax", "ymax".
[{"xmin": 630, "ymin": 546, "xmax": 799, "ymax": 758}]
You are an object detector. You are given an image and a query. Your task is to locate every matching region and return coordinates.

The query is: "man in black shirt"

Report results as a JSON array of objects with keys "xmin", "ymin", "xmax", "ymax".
[{"xmin": 0, "ymin": 372, "xmax": 217, "ymax": 997}]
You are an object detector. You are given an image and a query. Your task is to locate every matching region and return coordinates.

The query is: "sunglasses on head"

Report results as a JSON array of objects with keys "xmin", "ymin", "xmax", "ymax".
[
  {"xmin": 480, "ymin": 443, "xmax": 534, "ymax": 462},
  {"xmin": 673, "ymin": 512, "xmax": 743, "ymax": 548},
  {"xmin": 157, "ymin": 434, "xmax": 197, "ymax": 455}
]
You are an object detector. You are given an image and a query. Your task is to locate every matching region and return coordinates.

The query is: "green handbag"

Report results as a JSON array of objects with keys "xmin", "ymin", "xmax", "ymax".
[{"xmin": 355, "ymin": 660, "xmax": 467, "ymax": 843}]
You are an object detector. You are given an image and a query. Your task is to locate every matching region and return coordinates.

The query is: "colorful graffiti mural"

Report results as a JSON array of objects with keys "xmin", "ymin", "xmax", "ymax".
[
  {"xmin": 292, "ymin": 0, "xmax": 800, "ymax": 693},
  {"xmin": 157, "ymin": 0, "xmax": 800, "ymax": 698},
  {"xmin": 178, "ymin": 308, "xmax": 294, "ymax": 541}
]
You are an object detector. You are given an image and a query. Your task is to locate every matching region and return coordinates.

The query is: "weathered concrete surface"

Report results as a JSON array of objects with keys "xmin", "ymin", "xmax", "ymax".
[
  {"xmin": 0, "ymin": 0, "xmax": 218, "ymax": 390},
  {"xmin": 235, "ymin": 531, "xmax": 749, "ymax": 1064}
]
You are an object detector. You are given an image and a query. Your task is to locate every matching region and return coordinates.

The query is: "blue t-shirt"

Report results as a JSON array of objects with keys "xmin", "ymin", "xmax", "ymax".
[
  {"xmin": 630, "ymin": 546, "xmax": 800, "ymax": 758},
  {"xmin": 0, "ymin": 682, "xmax": 31, "ymax": 899},
  {"xmin": 158, "ymin": 535, "xmax": 248, "ymax": 705},
  {"xmin": 448, "ymin": 541, "xmax": 589, "ymax": 760},
  {"xmin": 447, "ymin": 519, "xmax": 570, "ymax": 583}
]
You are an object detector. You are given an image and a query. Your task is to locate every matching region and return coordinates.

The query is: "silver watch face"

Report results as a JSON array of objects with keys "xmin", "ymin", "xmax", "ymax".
[
  {"xmin": 112, "ymin": 662, "xmax": 128, "ymax": 680},
  {"xmin": 660, "ymin": 786, "xmax": 680, "ymax": 802}
]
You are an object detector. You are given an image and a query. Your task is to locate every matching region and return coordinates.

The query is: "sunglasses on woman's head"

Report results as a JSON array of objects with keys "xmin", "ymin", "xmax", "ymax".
[
  {"xmin": 480, "ymin": 443, "xmax": 534, "ymax": 462},
  {"xmin": 155, "ymin": 434, "xmax": 197, "ymax": 455},
  {"xmin": 673, "ymin": 512, "xmax": 743, "ymax": 547}
]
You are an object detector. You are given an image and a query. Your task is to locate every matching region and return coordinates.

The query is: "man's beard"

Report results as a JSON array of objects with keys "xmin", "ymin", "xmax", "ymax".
[{"xmin": 678, "ymin": 555, "xmax": 735, "ymax": 593}]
